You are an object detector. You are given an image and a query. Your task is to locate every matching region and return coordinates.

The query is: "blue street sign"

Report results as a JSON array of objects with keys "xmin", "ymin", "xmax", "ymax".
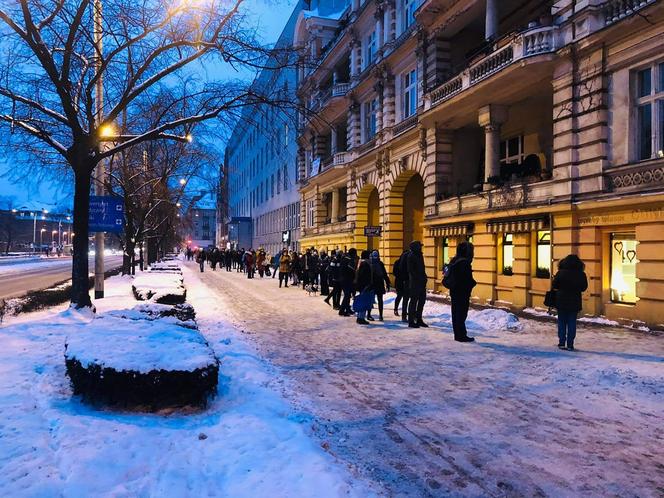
[{"xmin": 89, "ymin": 196, "xmax": 124, "ymax": 233}]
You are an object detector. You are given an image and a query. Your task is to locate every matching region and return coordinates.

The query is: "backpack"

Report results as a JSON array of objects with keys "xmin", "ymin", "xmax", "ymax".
[{"xmin": 442, "ymin": 263, "xmax": 455, "ymax": 290}]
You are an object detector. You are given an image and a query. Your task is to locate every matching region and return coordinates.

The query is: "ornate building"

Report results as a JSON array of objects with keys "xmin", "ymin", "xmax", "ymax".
[{"xmin": 294, "ymin": 0, "xmax": 664, "ymax": 326}]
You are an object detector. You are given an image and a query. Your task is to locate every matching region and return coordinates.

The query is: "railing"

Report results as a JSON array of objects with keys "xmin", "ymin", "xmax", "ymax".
[
  {"xmin": 333, "ymin": 151, "xmax": 353, "ymax": 165},
  {"xmin": 355, "ymin": 138, "xmax": 376, "ymax": 155},
  {"xmin": 605, "ymin": 159, "xmax": 664, "ymax": 191},
  {"xmin": 332, "ymin": 82, "xmax": 350, "ymax": 96},
  {"xmin": 392, "ymin": 114, "xmax": 418, "ymax": 136},
  {"xmin": 469, "ymin": 45, "xmax": 514, "ymax": 84},
  {"xmin": 604, "ymin": 0, "xmax": 657, "ymax": 25},
  {"xmin": 321, "ymin": 156, "xmax": 334, "ymax": 170},
  {"xmin": 426, "ymin": 25, "xmax": 558, "ymax": 110}
]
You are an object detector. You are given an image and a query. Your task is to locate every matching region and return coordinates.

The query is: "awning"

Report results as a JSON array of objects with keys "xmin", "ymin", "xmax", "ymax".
[
  {"xmin": 486, "ymin": 216, "xmax": 549, "ymax": 234},
  {"xmin": 428, "ymin": 223, "xmax": 474, "ymax": 237}
]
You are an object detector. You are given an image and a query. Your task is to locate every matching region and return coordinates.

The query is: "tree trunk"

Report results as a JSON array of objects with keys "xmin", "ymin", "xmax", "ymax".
[{"xmin": 71, "ymin": 167, "xmax": 93, "ymax": 309}]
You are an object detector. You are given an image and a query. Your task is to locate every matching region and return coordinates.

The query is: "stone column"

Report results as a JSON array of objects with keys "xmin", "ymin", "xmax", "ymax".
[
  {"xmin": 416, "ymin": 31, "xmax": 428, "ymax": 100},
  {"xmin": 375, "ymin": 7, "xmax": 384, "ymax": 52},
  {"xmin": 348, "ymin": 103, "xmax": 361, "ymax": 149},
  {"xmin": 374, "ymin": 80, "xmax": 384, "ymax": 133},
  {"xmin": 485, "ymin": 0, "xmax": 498, "ymax": 40},
  {"xmin": 479, "ymin": 105, "xmax": 508, "ymax": 189},
  {"xmin": 386, "ymin": 0, "xmax": 396, "ymax": 43},
  {"xmin": 331, "ymin": 189, "xmax": 340, "ymax": 222},
  {"xmin": 297, "ymin": 148, "xmax": 306, "ymax": 181},
  {"xmin": 331, "ymin": 126, "xmax": 338, "ymax": 155}
]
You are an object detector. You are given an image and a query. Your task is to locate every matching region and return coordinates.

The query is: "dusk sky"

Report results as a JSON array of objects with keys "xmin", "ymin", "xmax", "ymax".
[{"xmin": 0, "ymin": 0, "xmax": 298, "ymax": 208}]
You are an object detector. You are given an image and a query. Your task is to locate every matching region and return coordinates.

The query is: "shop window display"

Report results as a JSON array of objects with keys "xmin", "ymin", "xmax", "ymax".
[
  {"xmin": 502, "ymin": 234, "xmax": 514, "ymax": 275},
  {"xmin": 535, "ymin": 231, "xmax": 551, "ymax": 278},
  {"xmin": 610, "ymin": 233, "xmax": 638, "ymax": 304}
]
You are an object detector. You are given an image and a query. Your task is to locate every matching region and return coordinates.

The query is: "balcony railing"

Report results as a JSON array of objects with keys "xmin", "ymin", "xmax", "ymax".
[
  {"xmin": 427, "ymin": 25, "xmax": 558, "ymax": 109},
  {"xmin": 604, "ymin": 0, "xmax": 658, "ymax": 25},
  {"xmin": 392, "ymin": 114, "xmax": 418, "ymax": 136},
  {"xmin": 355, "ymin": 138, "xmax": 376, "ymax": 155},
  {"xmin": 605, "ymin": 159, "xmax": 664, "ymax": 192},
  {"xmin": 332, "ymin": 82, "xmax": 350, "ymax": 96},
  {"xmin": 333, "ymin": 151, "xmax": 354, "ymax": 165}
]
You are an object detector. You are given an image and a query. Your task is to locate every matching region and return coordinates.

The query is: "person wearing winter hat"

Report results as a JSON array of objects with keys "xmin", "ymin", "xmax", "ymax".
[
  {"xmin": 406, "ymin": 241, "xmax": 428, "ymax": 328},
  {"xmin": 368, "ymin": 250, "xmax": 391, "ymax": 321}
]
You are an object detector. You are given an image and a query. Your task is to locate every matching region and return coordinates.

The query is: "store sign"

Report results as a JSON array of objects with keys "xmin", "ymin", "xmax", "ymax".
[
  {"xmin": 282, "ymin": 230, "xmax": 291, "ymax": 244},
  {"xmin": 89, "ymin": 196, "xmax": 124, "ymax": 233},
  {"xmin": 364, "ymin": 225, "xmax": 382, "ymax": 237},
  {"xmin": 578, "ymin": 207, "xmax": 664, "ymax": 226}
]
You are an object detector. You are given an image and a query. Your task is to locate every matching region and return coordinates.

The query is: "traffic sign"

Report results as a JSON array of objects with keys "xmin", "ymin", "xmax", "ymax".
[
  {"xmin": 89, "ymin": 196, "xmax": 124, "ymax": 233},
  {"xmin": 364, "ymin": 225, "xmax": 382, "ymax": 237}
]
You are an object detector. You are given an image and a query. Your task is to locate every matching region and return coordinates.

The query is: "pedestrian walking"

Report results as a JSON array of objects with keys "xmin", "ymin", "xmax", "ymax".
[
  {"xmin": 443, "ymin": 241, "xmax": 477, "ymax": 342},
  {"xmin": 368, "ymin": 250, "xmax": 390, "ymax": 321},
  {"xmin": 551, "ymin": 254, "xmax": 588, "ymax": 351},
  {"xmin": 196, "ymin": 249, "xmax": 206, "ymax": 273},
  {"xmin": 406, "ymin": 241, "xmax": 428, "ymax": 328},
  {"xmin": 396, "ymin": 249, "xmax": 411, "ymax": 322}
]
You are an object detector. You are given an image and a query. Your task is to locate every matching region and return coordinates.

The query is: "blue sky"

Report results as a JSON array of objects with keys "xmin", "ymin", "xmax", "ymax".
[{"xmin": 0, "ymin": 0, "xmax": 298, "ymax": 207}]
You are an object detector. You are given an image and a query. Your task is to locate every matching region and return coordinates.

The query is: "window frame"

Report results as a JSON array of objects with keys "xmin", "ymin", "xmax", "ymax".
[
  {"xmin": 633, "ymin": 62, "xmax": 664, "ymax": 161},
  {"xmin": 363, "ymin": 98, "xmax": 378, "ymax": 142},
  {"xmin": 401, "ymin": 68, "xmax": 418, "ymax": 120},
  {"xmin": 502, "ymin": 233, "xmax": 514, "ymax": 276},
  {"xmin": 535, "ymin": 230, "xmax": 551, "ymax": 279}
]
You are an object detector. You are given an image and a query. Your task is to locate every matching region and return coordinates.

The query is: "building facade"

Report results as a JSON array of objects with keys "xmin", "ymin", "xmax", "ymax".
[
  {"xmin": 224, "ymin": 2, "xmax": 311, "ymax": 255},
  {"xmin": 184, "ymin": 207, "xmax": 216, "ymax": 249},
  {"xmin": 295, "ymin": 0, "xmax": 664, "ymax": 326}
]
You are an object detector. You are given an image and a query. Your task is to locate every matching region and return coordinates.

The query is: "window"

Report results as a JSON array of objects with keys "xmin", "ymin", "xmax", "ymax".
[
  {"xmin": 402, "ymin": 69, "xmax": 418, "ymax": 119},
  {"xmin": 307, "ymin": 199, "xmax": 315, "ymax": 228},
  {"xmin": 400, "ymin": 0, "xmax": 420, "ymax": 32},
  {"xmin": 610, "ymin": 232, "xmax": 638, "ymax": 304},
  {"xmin": 284, "ymin": 164, "xmax": 289, "ymax": 190},
  {"xmin": 363, "ymin": 99, "xmax": 377, "ymax": 142},
  {"xmin": 364, "ymin": 31, "xmax": 376, "ymax": 69},
  {"xmin": 440, "ymin": 237, "xmax": 449, "ymax": 269},
  {"xmin": 535, "ymin": 231, "xmax": 551, "ymax": 278},
  {"xmin": 502, "ymin": 233, "xmax": 514, "ymax": 275},
  {"xmin": 277, "ymin": 169, "xmax": 281, "ymax": 194},
  {"xmin": 634, "ymin": 63, "xmax": 664, "ymax": 160},
  {"xmin": 500, "ymin": 136, "xmax": 524, "ymax": 166}
]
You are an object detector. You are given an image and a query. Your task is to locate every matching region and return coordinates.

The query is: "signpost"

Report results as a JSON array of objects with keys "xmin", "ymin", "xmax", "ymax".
[
  {"xmin": 89, "ymin": 196, "xmax": 124, "ymax": 233},
  {"xmin": 364, "ymin": 225, "xmax": 382, "ymax": 237}
]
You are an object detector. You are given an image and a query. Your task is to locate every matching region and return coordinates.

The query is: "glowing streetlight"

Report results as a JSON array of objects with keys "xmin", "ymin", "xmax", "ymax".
[
  {"xmin": 185, "ymin": 133, "xmax": 193, "ymax": 143},
  {"xmin": 179, "ymin": 178, "xmax": 187, "ymax": 186},
  {"xmin": 176, "ymin": 202, "xmax": 182, "ymax": 208},
  {"xmin": 98, "ymin": 123, "xmax": 116, "ymax": 138},
  {"xmin": 40, "ymin": 228, "xmax": 46, "ymax": 248},
  {"xmin": 11, "ymin": 208, "xmax": 17, "ymax": 213}
]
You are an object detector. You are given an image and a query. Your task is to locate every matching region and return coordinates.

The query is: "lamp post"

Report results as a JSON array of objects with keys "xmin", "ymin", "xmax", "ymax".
[
  {"xmin": 40, "ymin": 228, "xmax": 46, "ymax": 249},
  {"xmin": 93, "ymin": 0, "xmax": 106, "ymax": 298}
]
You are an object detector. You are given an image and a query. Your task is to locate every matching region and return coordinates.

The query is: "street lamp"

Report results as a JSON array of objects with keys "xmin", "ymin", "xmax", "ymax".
[
  {"xmin": 52, "ymin": 230, "xmax": 58, "ymax": 245},
  {"xmin": 40, "ymin": 228, "xmax": 46, "ymax": 249},
  {"xmin": 179, "ymin": 178, "xmax": 187, "ymax": 186}
]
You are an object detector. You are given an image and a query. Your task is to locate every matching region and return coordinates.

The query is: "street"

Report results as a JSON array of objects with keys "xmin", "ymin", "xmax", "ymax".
[
  {"xmin": 186, "ymin": 262, "xmax": 664, "ymax": 497},
  {"xmin": 0, "ymin": 256, "xmax": 124, "ymax": 300}
]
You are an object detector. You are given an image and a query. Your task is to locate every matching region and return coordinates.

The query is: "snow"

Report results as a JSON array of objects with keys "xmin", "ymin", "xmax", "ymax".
[
  {"xmin": 0, "ymin": 256, "xmax": 72, "ymax": 275},
  {"xmin": 187, "ymin": 263, "xmax": 664, "ymax": 496},
  {"xmin": 65, "ymin": 315, "xmax": 217, "ymax": 374},
  {"xmin": 0, "ymin": 271, "xmax": 374, "ymax": 497},
  {"xmin": 132, "ymin": 272, "xmax": 185, "ymax": 302}
]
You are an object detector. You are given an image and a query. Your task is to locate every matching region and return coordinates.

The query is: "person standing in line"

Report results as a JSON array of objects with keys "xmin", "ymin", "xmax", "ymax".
[
  {"xmin": 397, "ymin": 248, "xmax": 411, "ymax": 323},
  {"xmin": 406, "ymin": 241, "xmax": 428, "ymax": 328},
  {"xmin": 354, "ymin": 250, "xmax": 374, "ymax": 325},
  {"xmin": 272, "ymin": 250, "xmax": 280, "ymax": 279},
  {"xmin": 196, "ymin": 248, "xmax": 206, "ymax": 273},
  {"xmin": 325, "ymin": 250, "xmax": 341, "ymax": 309},
  {"xmin": 368, "ymin": 250, "xmax": 391, "ymax": 321},
  {"xmin": 339, "ymin": 248, "xmax": 358, "ymax": 316},
  {"xmin": 319, "ymin": 251, "xmax": 330, "ymax": 296},
  {"xmin": 278, "ymin": 248, "xmax": 291, "ymax": 288},
  {"xmin": 393, "ymin": 250, "xmax": 409, "ymax": 318},
  {"xmin": 443, "ymin": 241, "xmax": 477, "ymax": 342},
  {"xmin": 552, "ymin": 254, "xmax": 588, "ymax": 351}
]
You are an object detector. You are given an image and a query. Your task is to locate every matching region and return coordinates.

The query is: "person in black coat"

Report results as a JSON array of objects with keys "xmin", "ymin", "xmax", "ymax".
[
  {"xmin": 339, "ymin": 248, "xmax": 358, "ymax": 316},
  {"xmin": 367, "ymin": 250, "xmax": 391, "ymax": 321},
  {"xmin": 324, "ymin": 251, "xmax": 342, "ymax": 309},
  {"xmin": 444, "ymin": 241, "xmax": 477, "ymax": 342},
  {"xmin": 552, "ymin": 254, "xmax": 588, "ymax": 351},
  {"xmin": 354, "ymin": 250, "xmax": 373, "ymax": 324},
  {"xmin": 395, "ymin": 249, "xmax": 411, "ymax": 322},
  {"xmin": 406, "ymin": 241, "xmax": 428, "ymax": 328}
]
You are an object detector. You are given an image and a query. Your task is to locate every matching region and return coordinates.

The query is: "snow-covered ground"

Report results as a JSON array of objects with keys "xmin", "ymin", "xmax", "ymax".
[
  {"xmin": 0, "ymin": 272, "xmax": 376, "ymax": 497},
  {"xmin": 189, "ymin": 263, "xmax": 664, "ymax": 497}
]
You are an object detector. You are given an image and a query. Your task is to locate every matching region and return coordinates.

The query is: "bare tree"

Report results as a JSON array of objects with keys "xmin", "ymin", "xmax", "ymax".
[
  {"xmin": 0, "ymin": 196, "xmax": 17, "ymax": 254},
  {"xmin": 0, "ymin": 0, "xmax": 296, "ymax": 308}
]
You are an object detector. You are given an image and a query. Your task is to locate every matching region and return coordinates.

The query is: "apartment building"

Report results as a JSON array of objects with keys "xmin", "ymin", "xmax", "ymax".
[
  {"xmin": 224, "ymin": 2, "xmax": 309, "ymax": 254},
  {"xmin": 295, "ymin": 0, "xmax": 664, "ymax": 326}
]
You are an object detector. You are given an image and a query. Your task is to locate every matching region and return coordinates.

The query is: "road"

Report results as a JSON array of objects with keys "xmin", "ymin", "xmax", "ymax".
[
  {"xmin": 186, "ymin": 262, "xmax": 664, "ymax": 497},
  {"xmin": 0, "ymin": 256, "xmax": 124, "ymax": 300}
]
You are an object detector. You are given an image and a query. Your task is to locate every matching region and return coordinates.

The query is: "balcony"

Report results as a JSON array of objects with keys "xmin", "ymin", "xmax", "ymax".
[
  {"xmin": 333, "ymin": 151, "xmax": 354, "ymax": 165},
  {"xmin": 604, "ymin": 0, "xmax": 658, "ymax": 25},
  {"xmin": 606, "ymin": 159, "xmax": 664, "ymax": 193},
  {"xmin": 304, "ymin": 220, "xmax": 355, "ymax": 237},
  {"xmin": 435, "ymin": 180, "xmax": 555, "ymax": 217},
  {"xmin": 426, "ymin": 25, "xmax": 558, "ymax": 110},
  {"xmin": 355, "ymin": 138, "xmax": 376, "ymax": 156},
  {"xmin": 392, "ymin": 114, "xmax": 418, "ymax": 137}
]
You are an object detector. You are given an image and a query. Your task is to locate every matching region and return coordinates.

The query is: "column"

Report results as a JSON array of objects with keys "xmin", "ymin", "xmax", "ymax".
[
  {"xmin": 383, "ymin": 74, "xmax": 395, "ymax": 128},
  {"xmin": 386, "ymin": 0, "xmax": 396, "ymax": 43},
  {"xmin": 297, "ymin": 148, "xmax": 306, "ymax": 181},
  {"xmin": 375, "ymin": 7, "xmax": 384, "ymax": 52},
  {"xmin": 485, "ymin": 0, "xmax": 498, "ymax": 40},
  {"xmin": 331, "ymin": 126, "xmax": 338, "ymax": 155},
  {"xmin": 416, "ymin": 31, "xmax": 427, "ymax": 100},
  {"xmin": 331, "ymin": 189, "xmax": 340, "ymax": 222},
  {"xmin": 352, "ymin": 0, "xmax": 360, "ymax": 12},
  {"xmin": 374, "ymin": 80, "xmax": 384, "ymax": 133},
  {"xmin": 348, "ymin": 103, "xmax": 361, "ymax": 149},
  {"xmin": 478, "ymin": 105, "xmax": 508, "ymax": 189}
]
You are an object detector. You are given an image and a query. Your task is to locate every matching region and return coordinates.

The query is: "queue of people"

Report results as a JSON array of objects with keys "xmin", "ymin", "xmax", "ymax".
[{"xmin": 186, "ymin": 241, "xmax": 588, "ymax": 349}]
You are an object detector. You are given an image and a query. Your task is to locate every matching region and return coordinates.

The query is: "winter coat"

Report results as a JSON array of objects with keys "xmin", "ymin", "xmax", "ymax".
[
  {"xmin": 279, "ymin": 254, "xmax": 291, "ymax": 273},
  {"xmin": 393, "ymin": 251, "xmax": 408, "ymax": 292},
  {"xmin": 552, "ymin": 267, "xmax": 588, "ymax": 313},
  {"xmin": 406, "ymin": 242, "xmax": 427, "ymax": 292},
  {"xmin": 340, "ymin": 255, "xmax": 357, "ymax": 286},
  {"xmin": 327, "ymin": 258, "xmax": 341, "ymax": 283},
  {"xmin": 371, "ymin": 260, "xmax": 390, "ymax": 295},
  {"xmin": 355, "ymin": 259, "xmax": 372, "ymax": 292},
  {"xmin": 445, "ymin": 257, "xmax": 476, "ymax": 296}
]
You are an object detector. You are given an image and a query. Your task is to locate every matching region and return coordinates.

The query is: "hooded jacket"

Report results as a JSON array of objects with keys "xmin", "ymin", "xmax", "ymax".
[
  {"xmin": 552, "ymin": 257, "xmax": 588, "ymax": 312},
  {"xmin": 406, "ymin": 242, "xmax": 427, "ymax": 291}
]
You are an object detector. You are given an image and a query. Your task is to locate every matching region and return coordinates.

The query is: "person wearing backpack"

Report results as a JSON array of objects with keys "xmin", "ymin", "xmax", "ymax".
[
  {"xmin": 551, "ymin": 254, "xmax": 588, "ymax": 351},
  {"xmin": 443, "ymin": 241, "xmax": 477, "ymax": 342}
]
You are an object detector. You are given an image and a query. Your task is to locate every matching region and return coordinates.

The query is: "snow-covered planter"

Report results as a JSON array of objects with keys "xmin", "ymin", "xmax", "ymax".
[
  {"xmin": 149, "ymin": 261, "xmax": 182, "ymax": 273},
  {"xmin": 65, "ymin": 315, "xmax": 219, "ymax": 410},
  {"xmin": 108, "ymin": 303, "xmax": 196, "ymax": 328},
  {"xmin": 132, "ymin": 272, "xmax": 186, "ymax": 304}
]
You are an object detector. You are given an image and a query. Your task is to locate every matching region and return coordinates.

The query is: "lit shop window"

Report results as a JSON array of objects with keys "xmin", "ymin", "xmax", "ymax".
[
  {"xmin": 535, "ymin": 230, "xmax": 551, "ymax": 278},
  {"xmin": 635, "ymin": 62, "xmax": 664, "ymax": 160},
  {"xmin": 502, "ymin": 233, "xmax": 514, "ymax": 275},
  {"xmin": 440, "ymin": 237, "xmax": 449, "ymax": 269},
  {"xmin": 610, "ymin": 233, "xmax": 638, "ymax": 304}
]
